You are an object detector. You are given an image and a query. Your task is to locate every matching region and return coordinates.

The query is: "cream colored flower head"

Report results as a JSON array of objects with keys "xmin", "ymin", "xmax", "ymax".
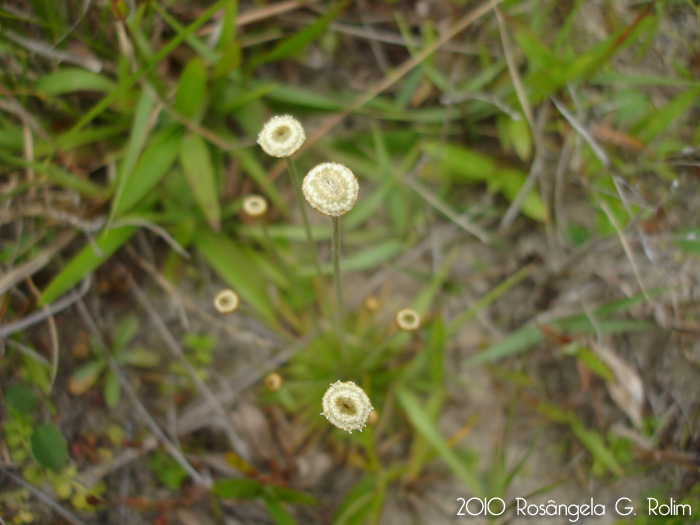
[
  {"xmin": 257, "ymin": 115, "xmax": 305, "ymax": 157},
  {"xmin": 302, "ymin": 162, "xmax": 359, "ymax": 217},
  {"xmin": 214, "ymin": 289, "xmax": 239, "ymax": 314},
  {"xmin": 321, "ymin": 380, "xmax": 373, "ymax": 433},
  {"xmin": 243, "ymin": 195, "xmax": 268, "ymax": 218},
  {"xmin": 396, "ymin": 308, "xmax": 420, "ymax": 331}
]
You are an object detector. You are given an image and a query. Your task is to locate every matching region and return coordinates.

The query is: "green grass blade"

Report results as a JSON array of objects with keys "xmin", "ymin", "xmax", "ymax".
[
  {"xmin": 635, "ymin": 86, "xmax": 700, "ymax": 144},
  {"xmin": 174, "ymin": 57, "xmax": 208, "ymax": 120},
  {"xmin": 179, "ymin": 133, "xmax": 221, "ymax": 231},
  {"xmin": 235, "ymin": 149, "xmax": 290, "ymax": 215},
  {"xmin": 253, "ymin": 1, "xmax": 348, "ymax": 66},
  {"xmin": 39, "ymin": 225, "xmax": 138, "ymax": 306},
  {"xmin": 34, "ymin": 68, "xmax": 116, "ymax": 96},
  {"xmin": 263, "ymin": 492, "xmax": 297, "ymax": 525},
  {"xmin": 109, "ymin": 89, "xmax": 157, "ymax": 223},
  {"xmin": 59, "ymin": 0, "xmax": 230, "ymax": 144},
  {"xmin": 113, "ymin": 125, "xmax": 184, "ymax": 217},
  {"xmin": 397, "ymin": 388, "xmax": 481, "ymax": 495},
  {"xmin": 193, "ymin": 229, "xmax": 276, "ymax": 326}
]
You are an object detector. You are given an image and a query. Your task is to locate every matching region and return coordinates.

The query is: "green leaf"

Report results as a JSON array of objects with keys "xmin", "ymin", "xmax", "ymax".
[
  {"xmin": 5, "ymin": 384, "xmax": 37, "ymax": 415},
  {"xmin": 30, "ymin": 423, "xmax": 68, "ymax": 471},
  {"xmin": 635, "ymin": 86, "xmax": 700, "ymax": 144},
  {"xmin": 397, "ymin": 388, "xmax": 481, "ymax": 495},
  {"xmin": 39, "ymin": 225, "xmax": 138, "ymax": 306},
  {"xmin": 173, "ymin": 58, "xmax": 208, "ymax": 120},
  {"xmin": 254, "ymin": 1, "xmax": 347, "ymax": 66},
  {"xmin": 235, "ymin": 149, "xmax": 289, "ymax": 215},
  {"xmin": 103, "ymin": 370, "xmax": 121, "ymax": 409},
  {"xmin": 426, "ymin": 315, "xmax": 445, "ymax": 385},
  {"xmin": 332, "ymin": 477, "xmax": 375, "ymax": 525},
  {"xmin": 263, "ymin": 492, "xmax": 297, "ymax": 525},
  {"xmin": 109, "ymin": 89, "xmax": 157, "ymax": 223},
  {"xmin": 113, "ymin": 125, "xmax": 183, "ymax": 217},
  {"xmin": 267, "ymin": 486, "xmax": 317, "ymax": 505},
  {"xmin": 193, "ymin": 230, "xmax": 276, "ymax": 326},
  {"xmin": 122, "ymin": 348, "xmax": 160, "ymax": 368},
  {"xmin": 569, "ymin": 419, "xmax": 622, "ymax": 476},
  {"xmin": 179, "ymin": 133, "xmax": 221, "ymax": 231},
  {"xmin": 674, "ymin": 228, "xmax": 700, "ymax": 256},
  {"xmin": 112, "ymin": 316, "xmax": 139, "ymax": 352},
  {"xmin": 211, "ymin": 478, "xmax": 263, "ymax": 499},
  {"xmin": 69, "ymin": 361, "xmax": 105, "ymax": 395},
  {"xmin": 35, "ymin": 69, "xmax": 116, "ymax": 95}
]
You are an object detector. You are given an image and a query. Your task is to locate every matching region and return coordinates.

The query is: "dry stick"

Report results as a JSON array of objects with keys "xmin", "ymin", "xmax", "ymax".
[
  {"xmin": 0, "ymin": 276, "xmax": 90, "ymax": 339},
  {"xmin": 127, "ymin": 274, "xmax": 252, "ymax": 463},
  {"xmin": 493, "ymin": 2, "xmax": 533, "ymax": 131},
  {"xmin": 75, "ymin": 300, "xmax": 209, "ymax": 487},
  {"xmin": 0, "ymin": 465, "xmax": 89, "ymax": 525}
]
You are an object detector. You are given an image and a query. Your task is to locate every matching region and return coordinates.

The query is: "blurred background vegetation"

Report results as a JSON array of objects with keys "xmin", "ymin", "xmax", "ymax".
[{"xmin": 1, "ymin": 0, "xmax": 699, "ymax": 523}]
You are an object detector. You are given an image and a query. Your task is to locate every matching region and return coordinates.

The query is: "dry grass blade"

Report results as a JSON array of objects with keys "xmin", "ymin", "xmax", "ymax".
[{"xmin": 552, "ymin": 96, "xmax": 609, "ymax": 167}]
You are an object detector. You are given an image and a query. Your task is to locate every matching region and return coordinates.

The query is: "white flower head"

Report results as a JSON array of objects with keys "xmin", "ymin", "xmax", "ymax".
[
  {"xmin": 214, "ymin": 289, "xmax": 239, "ymax": 314},
  {"xmin": 257, "ymin": 115, "xmax": 305, "ymax": 158},
  {"xmin": 243, "ymin": 194, "xmax": 268, "ymax": 218},
  {"xmin": 302, "ymin": 162, "xmax": 359, "ymax": 217},
  {"xmin": 321, "ymin": 380, "xmax": 373, "ymax": 433},
  {"xmin": 396, "ymin": 308, "xmax": 420, "ymax": 331}
]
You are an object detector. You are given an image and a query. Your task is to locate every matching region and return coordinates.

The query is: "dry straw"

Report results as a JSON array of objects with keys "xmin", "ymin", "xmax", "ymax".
[
  {"xmin": 302, "ymin": 162, "xmax": 359, "ymax": 217},
  {"xmin": 257, "ymin": 115, "xmax": 305, "ymax": 158},
  {"xmin": 396, "ymin": 308, "xmax": 420, "ymax": 331},
  {"xmin": 213, "ymin": 289, "xmax": 239, "ymax": 314},
  {"xmin": 321, "ymin": 380, "xmax": 373, "ymax": 433}
]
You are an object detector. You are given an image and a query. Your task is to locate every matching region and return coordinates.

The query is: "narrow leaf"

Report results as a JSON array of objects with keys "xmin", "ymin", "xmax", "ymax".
[
  {"xmin": 174, "ymin": 58, "xmax": 208, "ymax": 120},
  {"xmin": 179, "ymin": 133, "xmax": 221, "ymax": 231},
  {"xmin": 40, "ymin": 225, "xmax": 138, "ymax": 306},
  {"xmin": 113, "ymin": 125, "xmax": 183, "ymax": 217},
  {"xmin": 397, "ymin": 388, "xmax": 481, "ymax": 495}
]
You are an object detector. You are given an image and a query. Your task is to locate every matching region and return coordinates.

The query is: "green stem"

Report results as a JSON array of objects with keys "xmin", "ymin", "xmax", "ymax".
[
  {"xmin": 332, "ymin": 216, "xmax": 346, "ymax": 355},
  {"xmin": 286, "ymin": 158, "xmax": 323, "ymax": 279}
]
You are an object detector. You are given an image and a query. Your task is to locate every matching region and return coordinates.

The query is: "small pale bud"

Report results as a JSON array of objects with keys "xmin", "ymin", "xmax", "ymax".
[
  {"xmin": 257, "ymin": 115, "xmax": 305, "ymax": 158},
  {"xmin": 302, "ymin": 162, "xmax": 359, "ymax": 217},
  {"xmin": 321, "ymin": 380, "xmax": 373, "ymax": 433},
  {"xmin": 396, "ymin": 308, "xmax": 420, "ymax": 331},
  {"xmin": 214, "ymin": 289, "xmax": 239, "ymax": 314},
  {"xmin": 243, "ymin": 195, "xmax": 268, "ymax": 218},
  {"xmin": 264, "ymin": 372, "xmax": 283, "ymax": 392}
]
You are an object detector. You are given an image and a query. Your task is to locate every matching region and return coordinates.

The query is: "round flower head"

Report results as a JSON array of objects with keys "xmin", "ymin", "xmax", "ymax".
[
  {"xmin": 396, "ymin": 308, "xmax": 420, "ymax": 331},
  {"xmin": 243, "ymin": 195, "xmax": 268, "ymax": 218},
  {"xmin": 321, "ymin": 380, "xmax": 373, "ymax": 433},
  {"xmin": 257, "ymin": 115, "xmax": 305, "ymax": 158},
  {"xmin": 264, "ymin": 372, "xmax": 283, "ymax": 392},
  {"xmin": 302, "ymin": 162, "xmax": 359, "ymax": 217},
  {"xmin": 214, "ymin": 289, "xmax": 239, "ymax": 314}
]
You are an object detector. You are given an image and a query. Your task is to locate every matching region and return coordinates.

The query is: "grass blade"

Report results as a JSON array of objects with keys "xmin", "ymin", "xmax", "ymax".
[
  {"xmin": 397, "ymin": 388, "xmax": 481, "ymax": 495},
  {"xmin": 179, "ymin": 133, "xmax": 221, "ymax": 231},
  {"xmin": 39, "ymin": 225, "xmax": 138, "ymax": 306}
]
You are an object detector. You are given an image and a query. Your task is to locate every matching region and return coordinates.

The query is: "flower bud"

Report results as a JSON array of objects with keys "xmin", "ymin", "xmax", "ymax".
[
  {"xmin": 214, "ymin": 289, "xmax": 239, "ymax": 314},
  {"xmin": 396, "ymin": 308, "xmax": 420, "ymax": 331},
  {"xmin": 243, "ymin": 195, "xmax": 268, "ymax": 218}
]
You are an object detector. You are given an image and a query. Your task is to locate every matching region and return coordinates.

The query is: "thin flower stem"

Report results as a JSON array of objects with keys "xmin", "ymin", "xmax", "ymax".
[
  {"xmin": 286, "ymin": 158, "xmax": 324, "ymax": 282},
  {"xmin": 332, "ymin": 216, "xmax": 346, "ymax": 354}
]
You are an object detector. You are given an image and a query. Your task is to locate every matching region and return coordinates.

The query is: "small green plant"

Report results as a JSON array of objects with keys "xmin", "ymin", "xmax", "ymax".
[{"xmin": 69, "ymin": 316, "xmax": 160, "ymax": 407}]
